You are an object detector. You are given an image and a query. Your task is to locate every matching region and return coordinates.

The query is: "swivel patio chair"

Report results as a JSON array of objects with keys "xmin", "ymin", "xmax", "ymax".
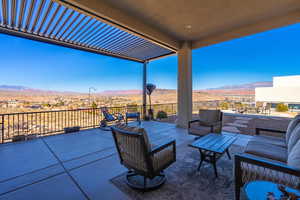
[
  {"xmin": 99, "ymin": 107, "xmax": 124, "ymax": 131},
  {"xmin": 188, "ymin": 109, "xmax": 223, "ymax": 138},
  {"xmin": 111, "ymin": 124, "xmax": 176, "ymax": 191}
]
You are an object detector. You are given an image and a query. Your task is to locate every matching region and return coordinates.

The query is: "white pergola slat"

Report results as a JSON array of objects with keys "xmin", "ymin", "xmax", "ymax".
[{"xmin": 0, "ymin": 0, "xmax": 175, "ymax": 62}]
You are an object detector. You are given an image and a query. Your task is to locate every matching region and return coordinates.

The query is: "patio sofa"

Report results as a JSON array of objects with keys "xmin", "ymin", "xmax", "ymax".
[{"xmin": 234, "ymin": 114, "xmax": 300, "ymax": 200}]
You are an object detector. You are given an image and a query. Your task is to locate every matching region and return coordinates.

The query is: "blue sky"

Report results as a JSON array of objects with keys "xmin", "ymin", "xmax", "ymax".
[{"xmin": 0, "ymin": 23, "xmax": 299, "ymax": 92}]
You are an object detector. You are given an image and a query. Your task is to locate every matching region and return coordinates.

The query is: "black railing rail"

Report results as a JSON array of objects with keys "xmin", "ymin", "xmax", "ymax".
[{"xmin": 0, "ymin": 101, "xmax": 239, "ymax": 143}]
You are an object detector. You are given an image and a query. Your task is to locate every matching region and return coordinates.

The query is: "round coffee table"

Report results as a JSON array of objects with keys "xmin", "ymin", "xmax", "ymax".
[{"xmin": 244, "ymin": 181, "xmax": 300, "ymax": 200}]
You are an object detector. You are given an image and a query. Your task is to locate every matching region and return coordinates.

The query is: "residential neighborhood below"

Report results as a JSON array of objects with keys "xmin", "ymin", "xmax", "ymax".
[{"xmin": 0, "ymin": 76, "xmax": 299, "ymax": 118}]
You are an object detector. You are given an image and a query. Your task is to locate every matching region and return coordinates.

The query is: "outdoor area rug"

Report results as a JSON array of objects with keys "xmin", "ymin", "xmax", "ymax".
[{"xmin": 110, "ymin": 142, "xmax": 244, "ymax": 200}]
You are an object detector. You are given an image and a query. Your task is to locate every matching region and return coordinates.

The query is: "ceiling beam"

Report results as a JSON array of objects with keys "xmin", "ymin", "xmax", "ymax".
[
  {"xmin": 192, "ymin": 9, "xmax": 300, "ymax": 50},
  {"xmin": 55, "ymin": 0, "xmax": 180, "ymax": 51}
]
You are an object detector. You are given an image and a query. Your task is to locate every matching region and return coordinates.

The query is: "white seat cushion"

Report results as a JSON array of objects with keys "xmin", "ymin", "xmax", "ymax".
[
  {"xmin": 286, "ymin": 114, "xmax": 300, "ymax": 144},
  {"xmin": 245, "ymin": 141, "xmax": 287, "ymax": 163},
  {"xmin": 251, "ymin": 135, "xmax": 286, "ymax": 148},
  {"xmin": 288, "ymin": 139, "xmax": 300, "ymax": 170},
  {"xmin": 288, "ymin": 123, "xmax": 300, "ymax": 154}
]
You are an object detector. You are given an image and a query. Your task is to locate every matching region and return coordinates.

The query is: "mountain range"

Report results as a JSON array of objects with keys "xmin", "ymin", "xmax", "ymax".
[
  {"xmin": 0, "ymin": 85, "xmax": 31, "ymax": 91},
  {"xmin": 207, "ymin": 81, "xmax": 272, "ymax": 90},
  {"xmin": 0, "ymin": 81, "xmax": 272, "ymax": 95}
]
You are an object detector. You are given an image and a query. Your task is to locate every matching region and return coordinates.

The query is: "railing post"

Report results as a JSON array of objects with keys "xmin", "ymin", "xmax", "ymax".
[
  {"xmin": 142, "ymin": 61, "xmax": 147, "ymax": 119},
  {"xmin": 1, "ymin": 115, "xmax": 4, "ymax": 143},
  {"xmin": 93, "ymin": 108, "xmax": 96, "ymax": 128}
]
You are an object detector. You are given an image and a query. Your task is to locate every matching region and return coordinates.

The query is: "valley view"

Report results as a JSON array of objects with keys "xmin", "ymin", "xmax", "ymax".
[{"xmin": 0, "ymin": 82, "xmax": 267, "ymax": 114}]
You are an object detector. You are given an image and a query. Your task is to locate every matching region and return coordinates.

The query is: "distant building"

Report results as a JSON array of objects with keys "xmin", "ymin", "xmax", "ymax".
[
  {"xmin": 7, "ymin": 100, "xmax": 19, "ymax": 108},
  {"xmin": 223, "ymin": 94, "xmax": 255, "ymax": 103},
  {"xmin": 255, "ymin": 75, "xmax": 300, "ymax": 109}
]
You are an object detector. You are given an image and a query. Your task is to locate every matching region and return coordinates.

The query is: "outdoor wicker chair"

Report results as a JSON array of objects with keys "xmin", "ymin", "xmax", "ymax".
[
  {"xmin": 99, "ymin": 107, "xmax": 124, "ymax": 130},
  {"xmin": 111, "ymin": 124, "xmax": 176, "ymax": 191},
  {"xmin": 234, "ymin": 114, "xmax": 300, "ymax": 200},
  {"xmin": 188, "ymin": 109, "xmax": 223, "ymax": 137}
]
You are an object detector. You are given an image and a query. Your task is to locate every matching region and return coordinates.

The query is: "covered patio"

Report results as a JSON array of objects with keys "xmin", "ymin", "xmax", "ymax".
[
  {"xmin": 0, "ymin": 121, "xmax": 252, "ymax": 200},
  {"xmin": 0, "ymin": 0, "xmax": 300, "ymax": 199},
  {"xmin": 1, "ymin": 0, "xmax": 299, "ymax": 128}
]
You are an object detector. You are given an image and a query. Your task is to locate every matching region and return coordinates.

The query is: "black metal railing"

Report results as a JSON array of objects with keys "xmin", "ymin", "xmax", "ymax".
[
  {"xmin": 0, "ymin": 108, "xmax": 101, "ymax": 143},
  {"xmin": 0, "ymin": 103, "xmax": 180, "ymax": 143},
  {"xmin": 0, "ymin": 100, "xmax": 273, "ymax": 143},
  {"xmin": 147, "ymin": 103, "xmax": 177, "ymax": 117}
]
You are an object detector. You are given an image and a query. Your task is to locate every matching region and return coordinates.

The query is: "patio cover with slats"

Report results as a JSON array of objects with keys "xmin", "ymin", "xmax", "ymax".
[
  {"xmin": 0, "ymin": 0, "xmax": 299, "ymax": 127},
  {"xmin": 0, "ymin": 0, "xmax": 176, "ymax": 63}
]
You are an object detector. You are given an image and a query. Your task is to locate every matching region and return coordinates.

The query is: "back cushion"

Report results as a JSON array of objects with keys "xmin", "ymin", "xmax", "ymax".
[
  {"xmin": 199, "ymin": 109, "xmax": 221, "ymax": 123},
  {"xmin": 287, "ymin": 139, "xmax": 300, "ymax": 170},
  {"xmin": 104, "ymin": 112, "xmax": 115, "ymax": 121},
  {"xmin": 288, "ymin": 123, "xmax": 300, "ymax": 154},
  {"xmin": 286, "ymin": 114, "xmax": 300, "ymax": 144},
  {"xmin": 115, "ymin": 124, "xmax": 151, "ymax": 151}
]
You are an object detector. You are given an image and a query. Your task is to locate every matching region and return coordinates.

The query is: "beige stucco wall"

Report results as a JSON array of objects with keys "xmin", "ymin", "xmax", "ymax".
[
  {"xmin": 273, "ymin": 75, "xmax": 300, "ymax": 87},
  {"xmin": 255, "ymin": 75, "xmax": 300, "ymax": 103},
  {"xmin": 255, "ymin": 87, "xmax": 300, "ymax": 103}
]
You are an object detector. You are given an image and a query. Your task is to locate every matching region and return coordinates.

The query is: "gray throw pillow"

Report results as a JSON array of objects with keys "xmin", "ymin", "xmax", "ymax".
[
  {"xmin": 287, "ymin": 139, "xmax": 300, "ymax": 170},
  {"xmin": 288, "ymin": 123, "xmax": 300, "ymax": 154},
  {"xmin": 286, "ymin": 114, "xmax": 300, "ymax": 144}
]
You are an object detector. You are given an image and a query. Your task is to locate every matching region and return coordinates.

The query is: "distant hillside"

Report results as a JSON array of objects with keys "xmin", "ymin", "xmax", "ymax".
[
  {"xmin": 207, "ymin": 81, "xmax": 272, "ymax": 90},
  {"xmin": 0, "ymin": 85, "xmax": 83, "ymax": 95},
  {"xmin": 0, "ymin": 85, "xmax": 30, "ymax": 91},
  {"xmin": 0, "ymin": 81, "xmax": 272, "ymax": 96},
  {"xmin": 99, "ymin": 90, "xmax": 141, "ymax": 95},
  {"xmin": 98, "ymin": 89, "xmax": 178, "ymax": 96}
]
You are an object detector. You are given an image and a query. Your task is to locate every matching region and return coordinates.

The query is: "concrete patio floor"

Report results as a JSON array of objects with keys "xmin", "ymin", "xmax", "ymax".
[{"xmin": 0, "ymin": 121, "xmax": 252, "ymax": 200}]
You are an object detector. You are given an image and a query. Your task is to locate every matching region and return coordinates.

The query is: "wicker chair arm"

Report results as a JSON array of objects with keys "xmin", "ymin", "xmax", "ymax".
[
  {"xmin": 150, "ymin": 139, "xmax": 176, "ymax": 155},
  {"xmin": 235, "ymin": 153, "xmax": 299, "ymax": 176},
  {"xmin": 235, "ymin": 153, "xmax": 300, "ymax": 191},
  {"xmin": 188, "ymin": 119, "xmax": 199, "ymax": 128},
  {"xmin": 150, "ymin": 139, "xmax": 176, "ymax": 172}
]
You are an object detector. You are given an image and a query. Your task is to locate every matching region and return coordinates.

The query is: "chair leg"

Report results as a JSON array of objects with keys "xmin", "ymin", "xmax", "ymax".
[
  {"xmin": 235, "ymin": 184, "xmax": 241, "ymax": 200},
  {"xmin": 197, "ymin": 150, "xmax": 204, "ymax": 171},
  {"xmin": 212, "ymin": 153, "xmax": 218, "ymax": 178},
  {"xmin": 226, "ymin": 149, "xmax": 231, "ymax": 160}
]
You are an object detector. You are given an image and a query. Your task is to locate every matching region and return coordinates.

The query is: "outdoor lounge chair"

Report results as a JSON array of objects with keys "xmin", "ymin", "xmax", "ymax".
[
  {"xmin": 111, "ymin": 124, "xmax": 176, "ymax": 191},
  {"xmin": 125, "ymin": 105, "xmax": 141, "ymax": 125},
  {"xmin": 99, "ymin": 107, "xmax": 124, "ymax": 130},
  {"xmin": 234, "ymin": 114, "xmax": 300, "ymax": 200},
  {"xmin": 188, "ymin": 109, "xmax": 223, "ymax": 137}
]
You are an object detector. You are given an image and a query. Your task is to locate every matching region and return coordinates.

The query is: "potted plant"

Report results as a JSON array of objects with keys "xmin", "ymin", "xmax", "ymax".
[{"xmin": 146, "ymin": 83, "xmax": 156, "ymax": 120}]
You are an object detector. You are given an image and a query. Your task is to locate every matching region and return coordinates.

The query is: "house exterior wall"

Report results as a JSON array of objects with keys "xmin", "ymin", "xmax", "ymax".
[
  {"xmin": 255, "ymin": 75, "xmax": 300, "ymax": 104},
  {"xmin": 255, "ymin": 87, "xmax": 300, "ymax": 103},
  {"xmin": 273, "ymin": 75, "xmax": 300, "ymax": 88}
]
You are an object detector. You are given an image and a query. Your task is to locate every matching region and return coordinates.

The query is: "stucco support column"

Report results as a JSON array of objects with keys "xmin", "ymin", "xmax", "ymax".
[
  {"xmin": 142, "ymin": 61, "xmax": 148, "ymax": 119},
  {"xmin": 177, "ymin": 42, "xmax": 192, "ymax": 128}
]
